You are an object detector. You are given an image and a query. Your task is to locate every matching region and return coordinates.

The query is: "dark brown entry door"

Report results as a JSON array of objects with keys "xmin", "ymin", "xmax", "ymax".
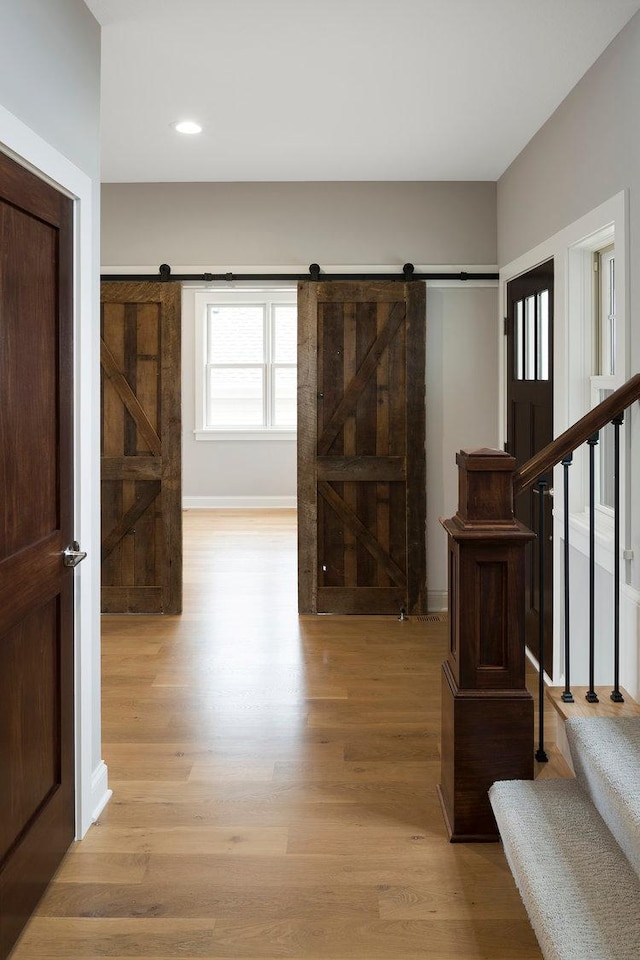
[
  {"xmin": 0, "ymin": 152, "xmax": 75, "ymax": 958},
  {"xmin": 100, "ymin": 282, "xmax": 182, "ymax": 614},
  {"xmin": 298, "ymin": 281, "xmax": 426, "ymax": 615},
  {"xmin": 507, "ymin": 260, "xmax": 554, "ymax": 673}
]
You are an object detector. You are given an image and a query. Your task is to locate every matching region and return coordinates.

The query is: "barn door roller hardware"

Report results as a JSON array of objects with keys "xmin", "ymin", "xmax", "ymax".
[{"xmin": 102, "ymin": 264, "xmax": 498, "ymax": 283}]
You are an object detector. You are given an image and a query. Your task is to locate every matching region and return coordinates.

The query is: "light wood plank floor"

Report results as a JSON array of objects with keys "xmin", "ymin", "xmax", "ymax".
[{"xmin": 13, "ymin": 510, "xmax": 569, "ymax": 960}]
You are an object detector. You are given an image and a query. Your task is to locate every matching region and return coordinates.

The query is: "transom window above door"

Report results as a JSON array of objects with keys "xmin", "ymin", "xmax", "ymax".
[{"xmin": 194, "ymin": 287, "xmax": 297, "ymax": 437}]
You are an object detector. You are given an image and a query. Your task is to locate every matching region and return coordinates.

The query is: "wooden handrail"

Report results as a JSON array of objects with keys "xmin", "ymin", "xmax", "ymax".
[{"xmin": 513, "ymin": 373, "xmax": 640, "ymax": 495}]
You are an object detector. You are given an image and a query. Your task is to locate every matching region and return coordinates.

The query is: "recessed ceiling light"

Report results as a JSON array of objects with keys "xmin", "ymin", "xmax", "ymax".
[{"xmin": 173, "ymin": 120, "xmax": 202, "ymax": 135}]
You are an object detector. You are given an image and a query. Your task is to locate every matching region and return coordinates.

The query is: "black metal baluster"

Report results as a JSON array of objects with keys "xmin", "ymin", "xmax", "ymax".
[
  {"xmin": 561, "ymin": 454, "xmax": 574, "ymax": 703},
  {"xmin": 586, "ymin": 433, "xmax": 599, "ymax": 703},
  {"xmin": 611, "ymin": 414, "xmax": 624, "ymax": 703},
  {"xmin": 536, "ymin": 478, "xmax": 549, "ymax": 762}
]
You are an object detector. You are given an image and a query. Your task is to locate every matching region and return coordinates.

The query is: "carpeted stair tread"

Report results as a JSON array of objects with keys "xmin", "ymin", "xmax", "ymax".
[
  {"xmin": 490, "ymin": 778, "xmax": 640, "ymax": 960},
  {"xmin": 566, "ymin": 716, "xmax": 640, "ymax": 877}
]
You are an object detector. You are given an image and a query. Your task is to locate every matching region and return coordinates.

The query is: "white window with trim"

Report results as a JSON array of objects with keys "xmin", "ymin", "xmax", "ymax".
[
  {"xmin": 194, "ymin": 287, "xmax": 297, "ymax": 439},
  {"xmin": 565, "ymin": 207, "xmax": 626, "ymax": 551}
]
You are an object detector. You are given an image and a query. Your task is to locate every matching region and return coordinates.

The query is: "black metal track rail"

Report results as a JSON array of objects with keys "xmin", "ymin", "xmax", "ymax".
[{"xmin": 100, "ymin": 263, "xmax": 499, "ymax": 284}]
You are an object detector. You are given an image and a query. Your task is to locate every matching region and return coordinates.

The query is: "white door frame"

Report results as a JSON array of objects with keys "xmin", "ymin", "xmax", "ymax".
[
  {"xmin": 0, "ymin": 103, "xmax": 108, "ymax": 839},
  {"xmin": 499, "ymin": 191, "xmax": 632, "ymax": 689}
]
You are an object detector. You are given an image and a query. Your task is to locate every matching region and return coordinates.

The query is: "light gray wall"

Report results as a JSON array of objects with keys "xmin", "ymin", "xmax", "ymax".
[
  {"xmin": 0, "ymin": 0, "xmax": 100, "ymax": 178},
  {"xmin": 102, "ymin": 180, "xmax": 499, "ymax": 609},
  {"xmin": 180, "ymin": 282, "xmax": 499, "ymax": 605},
  {"xmin": 426, "ymin": 286, "xmax": 500, "ymax": 604},
  {"xmin": 497, "ymin": 10, "xmax": 640, "ymax": 674},
  {"xmin": 101, "ymin": 181, "xmax": 496, "ymax": 267},
  {"xmin": 498, "ymin": 10, "xmax": 640, "ymax": 521},
  {"xmin": 498, "ymin": 10, "xmax": 640, "ymax": 272}
]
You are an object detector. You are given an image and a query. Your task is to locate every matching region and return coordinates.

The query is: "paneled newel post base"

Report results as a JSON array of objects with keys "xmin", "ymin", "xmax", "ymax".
[{"xmin": 438, "ymin": 449, "xmax": 535, "ymax": 842}]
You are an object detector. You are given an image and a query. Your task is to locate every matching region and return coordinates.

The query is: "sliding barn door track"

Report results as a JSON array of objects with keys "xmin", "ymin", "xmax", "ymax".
[{"xmin": 101, "ymin": 263, "xmax": 498, "ymax": 284}]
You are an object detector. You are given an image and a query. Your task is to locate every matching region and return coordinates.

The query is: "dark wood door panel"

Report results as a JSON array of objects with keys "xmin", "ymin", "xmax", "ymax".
[
  {"xmin": 100, "ymin": 283, "xmax": 182, "ymax": 614},
  {"xmin": 0, "ymin": 150, "xmax": 74, "ymax": 960},
  {"xmin": 507, "ymin": 260, "xmax": 554, "ymax": 673},
  {"xmin": 298, "ymin": 281, "xmax": 426, "ymax": 616},
  {"xmin": 0, "ymin": 600, "xmax": 61, "ymax": 862},
  {"xmin": 0, "ymin": 206, "xmax": 58, "ymax": 557},
  {"xmin": 317, "ymin": 586, "xmax": 407, "ymax": 615},
  {"xmin": 0, "ymin": 772, "xmax": 73, "ymax": 959}
]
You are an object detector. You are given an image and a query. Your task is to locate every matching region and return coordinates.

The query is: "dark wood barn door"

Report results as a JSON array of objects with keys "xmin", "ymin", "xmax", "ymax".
[
  {"xmin": 298, "ymin": 281, "xmax": 426, "ymax": 615},
  {"xmin": 506, "ymin": 260, "xmax": 554, "ymax": 673},
  {"xmin": 101, "ymin": 282, "xmax": 182, "ymax": 614},
  {"xmin": 0, "ymin": 152, "xmax": 75, "ymax": 958}
]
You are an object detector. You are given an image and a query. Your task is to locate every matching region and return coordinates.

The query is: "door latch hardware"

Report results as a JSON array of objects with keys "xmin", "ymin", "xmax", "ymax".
[{"xmin": 63, "ymin": 541, "xmax": 87, "ymax": 567}]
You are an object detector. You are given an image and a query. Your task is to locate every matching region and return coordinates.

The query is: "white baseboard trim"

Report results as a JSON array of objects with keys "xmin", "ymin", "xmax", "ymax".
[
  {"xmin": 90, "ymin": 761, "xmax": 112, "ymax": 824},
  {"xmin": 183, "ymin": 496, "xmax": 297, "ymax": 510},
  {"xmin": 427, "ymin": 590, "xmax": 448, "ymax": 612}
]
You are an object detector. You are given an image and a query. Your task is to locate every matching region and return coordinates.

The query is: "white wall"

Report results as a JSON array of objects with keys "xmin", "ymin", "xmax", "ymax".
[
  {"xmin": 0, "ymin": 0, "xmax": 105, "ymax": 834},
  {"xmin": 497, "ymin": 11, "xmax": 640, "ymax": 696}
]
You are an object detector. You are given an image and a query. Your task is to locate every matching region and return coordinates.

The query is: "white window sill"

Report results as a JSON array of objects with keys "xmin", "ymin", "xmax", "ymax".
[
  {"xmin": 569, "ymin": 508, "xmax": 615, "ymax": 546},
  {"xmin": 554, "ymin": 509, "xmax": 617, "ymax": 576},
  {"xmin": 194, "ymin": 429, "xmax": 297, "ymax": 442}
]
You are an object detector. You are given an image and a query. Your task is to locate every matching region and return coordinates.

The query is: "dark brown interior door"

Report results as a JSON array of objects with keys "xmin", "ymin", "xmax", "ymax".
[
  {"xmin": 507, "ymin": 260, "xmax": 554, "ymax": 674},
  {"xmin": 298, "ymin": 281, "xmax": 426, "ymax": 615},
  {"xmin": 0, "ymin": 152, "xmax": 75, "ymax": 958},
  {"xmin": 100, "ymin": 282, "xmax": 182, "ymax": 614}
]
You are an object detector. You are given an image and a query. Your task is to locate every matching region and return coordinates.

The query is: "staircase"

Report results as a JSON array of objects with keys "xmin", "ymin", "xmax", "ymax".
[
  {"xmin": 490, "ymin": 716, "xmax": 640, "ymax": 960},
  {"xmin": 438, "ymin": 374, "xmax": 640, "ymax": 841},
  {"xmin": 438, "ymin": 373, "xmax": 640, "ymax": 952}
]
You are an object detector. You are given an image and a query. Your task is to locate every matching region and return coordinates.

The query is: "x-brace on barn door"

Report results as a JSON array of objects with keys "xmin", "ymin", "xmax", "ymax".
[
  {"xmin": 100, "ymin": 281, "xmax": 182, "ymax": 614},
  {"xmin": 298, "ymin": 281, "xmax": 426, "ymax": 615}
]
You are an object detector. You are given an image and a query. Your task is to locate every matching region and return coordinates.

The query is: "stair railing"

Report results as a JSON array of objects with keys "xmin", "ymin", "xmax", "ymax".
[{"xmin": 438, "ymin": 372, "xmax": 640, "ymax": 842}]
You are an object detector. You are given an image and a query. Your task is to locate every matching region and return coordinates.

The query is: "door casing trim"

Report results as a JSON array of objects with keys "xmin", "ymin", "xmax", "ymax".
[
  {"xmin": 0, "ymin": 102, "xmax": 107, "ymax": 839},
  {"xmin": 499, "ymin": 191, "xmax": 628, "ymax": 685}
]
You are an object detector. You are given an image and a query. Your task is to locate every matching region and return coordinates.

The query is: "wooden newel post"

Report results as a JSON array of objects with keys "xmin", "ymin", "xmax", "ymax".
[{"xmin": 438, "ymin": 448, "xmax": 535, "ymax": 841}]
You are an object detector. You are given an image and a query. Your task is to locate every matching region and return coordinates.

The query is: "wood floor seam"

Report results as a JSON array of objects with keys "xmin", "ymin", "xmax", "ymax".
[{"xmin": 11, "ymin": 510, "xmax": 564, "ymax": 960}]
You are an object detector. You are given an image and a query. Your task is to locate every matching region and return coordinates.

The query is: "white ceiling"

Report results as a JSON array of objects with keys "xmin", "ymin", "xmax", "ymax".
[{"xmin": 86, "ymin": 0, "xmax": 640, "ymax": 183}]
